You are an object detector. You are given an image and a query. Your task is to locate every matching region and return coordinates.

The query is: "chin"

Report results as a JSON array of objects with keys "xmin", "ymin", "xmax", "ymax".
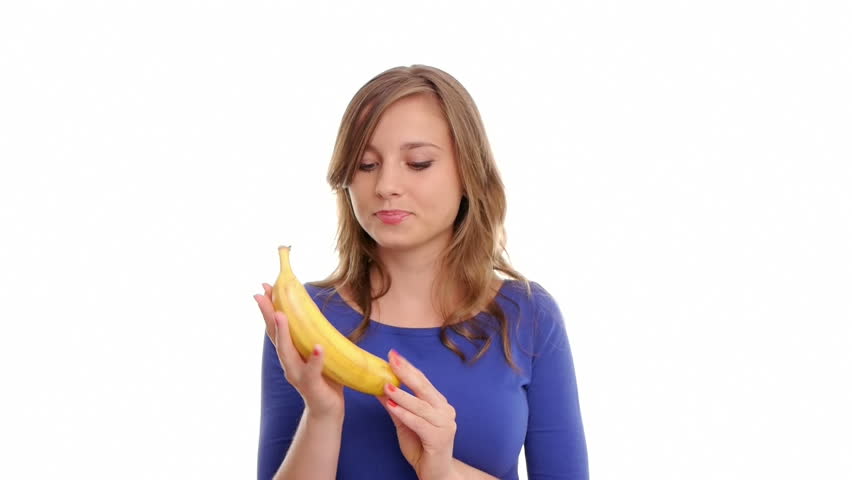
[
  {"xmin": 370, "ymin": 231, "xmax": 423, "ymax": 251},
  {"xmin": 373, "ymin": 238, "xmax": 417, "ymax": 251}
]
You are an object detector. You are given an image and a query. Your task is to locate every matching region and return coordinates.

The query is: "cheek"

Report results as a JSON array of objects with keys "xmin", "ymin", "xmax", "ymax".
[
  {"xmin": 347, "ymin": 185, "xmax": 370, "ymax": 222},
  {"xmin": 421, "ymin": 184, "xmax": 462, "ymax": 220}
]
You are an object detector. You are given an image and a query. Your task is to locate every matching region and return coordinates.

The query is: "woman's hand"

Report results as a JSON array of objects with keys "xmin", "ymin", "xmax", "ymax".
[
  {"xmin": 377, "ymin": 349, "xmax": 458, "ymax": 480},
  {"xmin": 255, "ymin": 283, "xmax": 345, "ymax": 419}
]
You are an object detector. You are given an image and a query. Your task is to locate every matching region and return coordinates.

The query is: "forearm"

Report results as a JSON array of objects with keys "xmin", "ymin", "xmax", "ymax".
[
  {"xmin": 273, "ymin": 409, "xmax": 344, "ymax": 480},
  {"xmin": 449, "ymin": 458, "xmax": 499, "ymax": 480}
]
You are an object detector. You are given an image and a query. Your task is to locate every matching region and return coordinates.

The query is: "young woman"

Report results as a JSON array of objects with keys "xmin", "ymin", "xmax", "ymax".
[{"xmin": 254, "ymin": 65, "xmax": 589, "ymax": 479}]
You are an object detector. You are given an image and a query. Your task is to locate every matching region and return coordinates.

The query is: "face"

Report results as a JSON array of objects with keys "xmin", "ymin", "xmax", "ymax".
[{"xmin": 347, "ymin": 93, "xmax": 464, "ymax": 255}]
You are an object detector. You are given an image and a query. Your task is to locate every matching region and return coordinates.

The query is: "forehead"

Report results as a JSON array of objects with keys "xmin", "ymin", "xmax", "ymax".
[{"xmin": 365, "ymin": 94, "xmax": 451, "ymax": 152}]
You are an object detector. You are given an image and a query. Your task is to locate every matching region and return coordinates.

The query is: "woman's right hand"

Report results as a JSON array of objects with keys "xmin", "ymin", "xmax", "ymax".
[{"xmin": 255, "ymin": 282, "xmax": 345, "ymax": 419}]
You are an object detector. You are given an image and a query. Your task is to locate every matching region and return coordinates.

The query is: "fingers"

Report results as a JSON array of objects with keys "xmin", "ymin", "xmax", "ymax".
[
  {"xmin": 303, "ymin": 343, "xmax": 324, "ymax": 379},
  {"xmin": 376, "ymin": 395, "xmax": 406, "ymax": 428},
  {"xmin": 382, "ymin": 380, "xmax": 451, "ymax": 428},
  {"xmin": 382, "ymin": 395, "xmax": 433, "ymax": 433},
  {"xmin": 255, "ymin": 283, "xmax": 314, "ymax": 374},
  {"xmin": 256, "ymin": 284, "xmax": 274, "ymax": 321},
  {"xmin": 272, "ymin": 311, "xmax": 304, "ymax": 374},
  {"xmin": 254, "ymin": 293, "xmax": 276, "ymax": 342},
  {"xmin": 388, "ymin": 349, "xmax": 447, "ymax": 408},
  {"xmin": 381, "ymin": 350, "xmax": 456, "ymax": 430}
]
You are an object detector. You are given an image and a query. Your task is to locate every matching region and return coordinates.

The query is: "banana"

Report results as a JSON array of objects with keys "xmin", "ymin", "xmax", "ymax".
[{"xmin": 271, "ymin": 245, "xmax": 401, "ymax": 396}]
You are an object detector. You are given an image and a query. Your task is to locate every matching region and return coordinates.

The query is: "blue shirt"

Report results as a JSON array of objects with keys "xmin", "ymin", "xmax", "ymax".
[{"xmin": 257, "ymin": 279, "xmax": 589, "ymax": 479}]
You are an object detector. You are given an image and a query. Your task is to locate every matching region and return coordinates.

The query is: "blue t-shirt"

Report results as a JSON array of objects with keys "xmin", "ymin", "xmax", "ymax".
[{"xmin": 257, "ymin": 279, "xmax": 589, "ymax": 479}]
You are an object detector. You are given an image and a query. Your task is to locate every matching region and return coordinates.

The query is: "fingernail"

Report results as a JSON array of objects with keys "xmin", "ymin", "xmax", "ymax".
[
  {"xmin": 388, "ymin": 399, "xmax": 398, "ymax": 408},
  {"xmin": 386, "ymin": 383, "xmax": 396, "ymax": 393},
  {"xmin": 389, "ymin": 349, "xmax": 402, "ymax": 367},
  {"xmin": 313, "ymin": 345, "xmax": 321, "ymax": 357}
]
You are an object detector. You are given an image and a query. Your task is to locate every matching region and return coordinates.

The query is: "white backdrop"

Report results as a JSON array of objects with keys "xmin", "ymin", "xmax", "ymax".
[{"xmin": 1, "ymin": 1, "xmax": 850, "ymax": 479}]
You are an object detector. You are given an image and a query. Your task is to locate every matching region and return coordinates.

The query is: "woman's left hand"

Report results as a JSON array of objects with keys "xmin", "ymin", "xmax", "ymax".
[{"xmin": 377, "ymin": 349, "xmax": 458, "ymax": 480}]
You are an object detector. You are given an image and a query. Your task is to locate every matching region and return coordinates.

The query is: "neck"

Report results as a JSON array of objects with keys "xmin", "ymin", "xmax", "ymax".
[
  {"xmin": 371, "ymin": 241, "xmax": 447, "ymax": 303},
  {"xmin": 336, "ymin": 239, "xmax": 502, "ymax": 328}
]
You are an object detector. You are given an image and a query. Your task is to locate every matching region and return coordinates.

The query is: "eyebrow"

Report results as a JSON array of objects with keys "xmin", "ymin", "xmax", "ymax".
[{"xmin": 365, "ymin": 141, "xmax": 442, "ymax": 154}]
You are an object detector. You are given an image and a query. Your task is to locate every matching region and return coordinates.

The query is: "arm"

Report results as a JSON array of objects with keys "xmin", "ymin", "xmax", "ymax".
[
  {"xmin": 523, "ymin": 285, "xmax": 589, "ymax": 479},
  {"xmin": 257, "ymin": 335, "xmax": 344, "ymax": 480},
  {"xmin": 273, "ymin": 409, "xmax": 344, "ymax": 480},
  {"xmin": 449, "ymin": 458, "xmax": 499, "ymax": 479}
]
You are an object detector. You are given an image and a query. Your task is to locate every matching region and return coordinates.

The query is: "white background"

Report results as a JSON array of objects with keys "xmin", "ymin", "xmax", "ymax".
[{"xmin": 1, "ymin": 1, "xmax": 850, "ymax": 479}]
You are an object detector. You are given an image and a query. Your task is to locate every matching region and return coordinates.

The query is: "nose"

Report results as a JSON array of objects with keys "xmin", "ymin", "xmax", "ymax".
[{"xmin": 374, "ymin": 161, "xmax": 403, "ymax": 199}]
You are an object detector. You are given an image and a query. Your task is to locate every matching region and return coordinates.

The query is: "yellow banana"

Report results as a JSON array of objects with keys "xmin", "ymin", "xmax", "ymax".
[{"xmin": 271, "ymin": 245, "xmax": 401, "ymax": 396}]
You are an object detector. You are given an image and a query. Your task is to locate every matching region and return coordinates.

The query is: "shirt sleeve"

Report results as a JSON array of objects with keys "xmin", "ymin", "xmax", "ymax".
[
  {"xmin": 257, "ymin": 333, "xmax": 305, "ymax": 480},
  {"xmin": 524, "ymin": 284, "xmax": 590, "ymax": 479}
]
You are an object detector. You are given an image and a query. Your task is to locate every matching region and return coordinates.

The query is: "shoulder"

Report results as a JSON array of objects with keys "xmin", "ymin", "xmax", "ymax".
[
  {"xmin": 529, "ymin": 281, "xmax": 564, "ymax": 319},
  {"xmin": 499, "ymin": 278, "xmax": 563, "ymax": 317},
  {"xmin": 302, "ymin": 281, "xmax": 344, "ymax": 310},
  {"xmin": 500, "ymin": 279, "xmax": 568, "ymax": 351},
  {"xmin": 303, "ymin": 281, "xmax": 334, "ymax": 298}
]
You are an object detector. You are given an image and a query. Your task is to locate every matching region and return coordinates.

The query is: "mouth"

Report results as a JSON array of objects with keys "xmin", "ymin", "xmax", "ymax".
[{"xmin": 375, "ymin": 210, "xmax": 411, "ymax": 225}]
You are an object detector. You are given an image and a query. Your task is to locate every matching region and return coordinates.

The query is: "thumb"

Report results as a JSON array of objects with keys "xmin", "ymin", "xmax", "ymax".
[{"xmin": 304, "ymin": 343, "xmax": 326, "ymax": 376}]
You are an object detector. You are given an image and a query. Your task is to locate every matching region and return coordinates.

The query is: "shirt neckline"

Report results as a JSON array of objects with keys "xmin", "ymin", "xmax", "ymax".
[{"xmin": 328, "ymin": 279, "xmax": 514, "ymax": 336}]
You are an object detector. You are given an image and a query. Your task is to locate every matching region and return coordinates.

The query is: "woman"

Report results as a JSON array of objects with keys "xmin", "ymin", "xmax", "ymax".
[{"xmin": 254, "ymin": 65, "xmax": 589, "ymax": 479}]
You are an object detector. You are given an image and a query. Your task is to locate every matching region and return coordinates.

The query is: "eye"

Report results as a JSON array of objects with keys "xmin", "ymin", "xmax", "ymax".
[
  {"xmin": 358, "ymin": 162, "xmax": 378, "ymax": 172},
  {"xmin": 409, "ymin": 160, "xmax": 433, "ymax": 170}
]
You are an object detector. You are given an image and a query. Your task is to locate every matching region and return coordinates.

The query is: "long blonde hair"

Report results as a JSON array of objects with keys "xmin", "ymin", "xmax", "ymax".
[{"xmin": 310, "ymin": 64, "xmax": 532, "ymax": 373}]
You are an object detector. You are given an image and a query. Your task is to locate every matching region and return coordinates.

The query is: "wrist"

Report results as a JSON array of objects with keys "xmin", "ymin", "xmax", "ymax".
[
  {"xmin": 445, "ymin": 463, "xmax": 462, "ymax": 480},
  {"xmin": 305, "ymin": 406, "xmax": 344, "ymax": 423},
  {"xmin": 430, "ymin": 459, "xmax": 461, "ymax": 480}
]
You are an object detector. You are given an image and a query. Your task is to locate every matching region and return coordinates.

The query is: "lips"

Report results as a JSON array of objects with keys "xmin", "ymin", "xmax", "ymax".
[{"xmin": 376, "ymin": 210, "xmax": 410, "ymax": 224}]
